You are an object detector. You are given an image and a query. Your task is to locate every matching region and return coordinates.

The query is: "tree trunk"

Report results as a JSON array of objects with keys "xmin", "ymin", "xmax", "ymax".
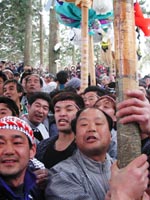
[
  {"xmin": 72, "ymin": 45, "xmax": 76, "ymax": 65},
  {"xmin": 24, "ymin": 0, "xmax": 32, "ymax": 66},
  {"xmin": 49, "ymin": 0, "xmax": 59, "ymax": 74},
  {"xmin": 40, "ymin": 0, "xmax": 44, "ymax": 68},
  {"xmin": 114, "ymin": 0, "xmax": 141, "ymax": 168}
]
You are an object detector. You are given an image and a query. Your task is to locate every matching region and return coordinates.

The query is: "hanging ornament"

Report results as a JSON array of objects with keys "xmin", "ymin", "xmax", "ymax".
[{"xmin": 134, "ymin": 2, "xmax": 150, "ymax": 37}]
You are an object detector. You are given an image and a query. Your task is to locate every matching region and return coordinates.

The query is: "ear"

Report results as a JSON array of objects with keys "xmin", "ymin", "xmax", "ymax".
[{"xmin": 29, "ymin": 144, "xmax": 36, "ymax": 159}]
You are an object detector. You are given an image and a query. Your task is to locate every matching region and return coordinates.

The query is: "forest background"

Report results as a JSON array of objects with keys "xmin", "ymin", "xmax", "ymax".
[{"xmin": 0, "ymin": 0, "xmax": 150, "ymax": 76}]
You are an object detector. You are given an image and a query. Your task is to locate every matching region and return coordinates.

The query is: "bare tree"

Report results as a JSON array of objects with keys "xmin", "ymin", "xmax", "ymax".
[
  {"xmin": 40, "ymin": 0, "xmax": 44, "ymax": 68},
  {"xmin": 49, "ymin": 0, "xmax": 59, "ymax": 74},
  {"xmin": 24, "ymin": 0, "xmax": 32, "ymax": 66}
]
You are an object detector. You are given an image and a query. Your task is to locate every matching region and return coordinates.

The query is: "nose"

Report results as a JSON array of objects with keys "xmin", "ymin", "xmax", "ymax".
[
  {"xmin": 87, "ymin": 122, "xmax": 96, "ymax": 132},
  {"xmin": 84, "ymin": 100, "xmax": 90, "ymax": 108},
  {"xmin": 38, "ymin": 106, "xmax": 44, "ymax": 114},
  {"xmin": 30, "ymin": 81, "xmax": 35, "ymax": 86},
  {"xmin": 3, "ymin": 142, "xmax": 15, "ymax": 155},
  {"xmin": 59, "ymin": 109, "xmax": 67, "ymax": 116}
]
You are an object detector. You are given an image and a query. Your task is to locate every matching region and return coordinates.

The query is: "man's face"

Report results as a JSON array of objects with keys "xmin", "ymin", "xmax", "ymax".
[
  {"xmin": 28, "ymin": 99, "xmax": 49, "ymax": 125},
  {"xmin": 0, "ymin": 103, "xmax": 13, "ymax": 119},
  {"xmin": 83, "ymin": 92, "xmax": 99, "ymax": 108},
  {"xmin": 0, "ymin": 77, "xmax": 4, "ymax": 96},
  {"xmin": 54, "ymin": 100, "xmax": 79, "ymax": 133},
  {"xmin": 95, "ymin": 97, "xmax": 116, "ymax": 121},
  {"xmin": 3, "ymin": 82, "xmax": 22, "ymax": 103},
  {"xmin": 0, "ymin": 129, "xmax": 35, "ymax": 184},
  {"xmin": 75, "ymin": 108, "xmax": 111, "ymax": 161},
  {"xmin": 25, "ymin": 75, "xmax": 42, "ymax": 94}
]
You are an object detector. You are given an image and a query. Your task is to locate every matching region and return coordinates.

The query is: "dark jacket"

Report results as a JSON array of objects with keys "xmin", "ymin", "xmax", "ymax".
[
  {"xmin": 36, "ymin": 135, "xmax": 76, "ymax": 169},
  {"xmin": 0, "ymin": 169, "xmax": 44, "ymax": 200}
]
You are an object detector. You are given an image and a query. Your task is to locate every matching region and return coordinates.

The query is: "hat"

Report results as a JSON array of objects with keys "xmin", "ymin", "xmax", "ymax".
[
  {"xmin": 0, "ymin": 116, "xmax": 34, "ymax": 144},
  {"xmin": 65, "ymin": 77, "xmax": 81, "ymax": 89}
]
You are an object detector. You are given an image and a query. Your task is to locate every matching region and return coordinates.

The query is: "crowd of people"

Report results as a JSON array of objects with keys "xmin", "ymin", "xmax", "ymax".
[{"xmin": 0, "ymin": 60, "xmax": 150, "ymax": 199}]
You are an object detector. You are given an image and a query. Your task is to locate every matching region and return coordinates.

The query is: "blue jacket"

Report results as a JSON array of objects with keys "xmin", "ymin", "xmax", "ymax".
[{"xmin": 0, "ymin": 169, "xmax": 44, "ymax": 200}]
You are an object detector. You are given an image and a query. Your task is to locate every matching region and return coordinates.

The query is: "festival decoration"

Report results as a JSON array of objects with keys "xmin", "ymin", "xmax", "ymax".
[
  {"xmin": 134, "ymin": 2, "xmax": 150, "ymax": 36},
  {"xmin": 54, "ymin": 0, "xmax": 114, "ymax": 89}
]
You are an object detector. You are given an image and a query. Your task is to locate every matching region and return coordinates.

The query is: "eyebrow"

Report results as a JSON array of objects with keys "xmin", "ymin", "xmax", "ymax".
[
  {"xmin": 4, "ymin": 85, "xmax": 15, "ymax": 89},
  {"xmin": 55, "ymin": 105, "xmax": 78, "ymax": 109},
  {"xmin": 78, "ymin": 116, "xmax": 104, "ymax": 121},
  {"xmin": 0, "ymin": 108, "xmax": 8, "ymax": 111},
  {"xmin": 84, "ymin": 95, "xmax": 99, "ymax": 99},
  {"xmin": 34, "ymin": 102, "xmax": 49, "ymax": 108},
  {"xmin": 0, "ymin": 135, "xmax": 24, "ymax": 140}
]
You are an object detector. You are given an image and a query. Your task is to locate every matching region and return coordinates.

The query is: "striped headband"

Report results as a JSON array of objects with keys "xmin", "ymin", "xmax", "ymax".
[{"xmin": 0, "ymin": 116, "xmax": 34, "ymax": 144}]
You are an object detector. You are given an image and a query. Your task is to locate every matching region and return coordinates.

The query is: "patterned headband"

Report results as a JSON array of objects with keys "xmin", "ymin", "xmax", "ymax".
[{"xmin": 0, "ymin": 116, "xmax": 34, "ymax": 144}]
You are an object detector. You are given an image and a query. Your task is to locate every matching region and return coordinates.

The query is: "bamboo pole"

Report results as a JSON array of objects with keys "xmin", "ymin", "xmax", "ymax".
[
  {"xmin": 89, "ymin": 35, "xmax": 96, "ymax": 85},
  {"xmin": 114, "ymin": 0, "xmax": 141, "ymax": 168}
]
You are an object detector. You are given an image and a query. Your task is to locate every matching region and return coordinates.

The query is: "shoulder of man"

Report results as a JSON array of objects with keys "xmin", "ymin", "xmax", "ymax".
[{"xmin": 35, "ymin": 136, "xmax": 58, "ymax": 162}]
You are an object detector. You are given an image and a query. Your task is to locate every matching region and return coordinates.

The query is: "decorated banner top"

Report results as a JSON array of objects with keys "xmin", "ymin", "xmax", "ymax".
[
  {"xmin": 55, "ymin": 0, "xmax": 114, "ymax": 35},
  {"xmin": 52, "ymin": 0, "xmax": 150, "ymax": 37}
]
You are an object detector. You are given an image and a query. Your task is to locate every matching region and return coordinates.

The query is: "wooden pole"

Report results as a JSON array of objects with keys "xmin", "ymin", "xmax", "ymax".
[
  {"xmin": 114, "ymin": 0, "xmax": 141, "ymax": 168},
  {"xmin": 89, "ymin": 35, "xmax": 96, "ymax": 85},
  {"xmin": 80, "ymin": 0, "xmax": 90, "ymax": 91}
]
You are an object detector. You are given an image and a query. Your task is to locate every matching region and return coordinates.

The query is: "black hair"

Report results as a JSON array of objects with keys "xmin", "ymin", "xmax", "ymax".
[
  {"xmin": 64, "ymin": 86, "xmax": 77, "ymax": 93},
  {"xmin": 14, "ymin": 72, "xmax": 20, "ymax": 77},
  {"xmin": 56, "ymin": 70, "xmax": 68, "ymax": 84},
  {"xmin": 49, "ymin": 89, "xmax": 61, "ymax": 99},
  {"xmin": 25, "ymin": 74, "xmax": 43, "ymax": 87},
  {"xmin": 0, "ymin": 96, "xmax": 19, "ymax": 116},
  {"xmin": 26, "ymin": 137, "xmax": 33, "ymax": 149},
  {"xmin": 3, "ymin": 79, "xmax": 24, "ymax": 94},
  {"xmin": 27, "ymin": 92, "xmax": 51, "ymax": 109},
  {"xmin": 84, "ymin": 85, "xmax": 107, "ymax": 97},
  {"xmin": 139, "ymin": 78, "xmax": 147, "ymax": 89},
  {"xmin": 0, "ymin": 71, "xmax": 8, "ymax": 82},
  {"xmin": 71, "ymin": 107, "xmax": 113, "ymax": 134},
  {"xmin": 52, "ymin": 91, "xmax": 85, "ymax": 113},
  {"xmin": 20, "ymin": 71, "xmax": 32, "ymax": 84}
]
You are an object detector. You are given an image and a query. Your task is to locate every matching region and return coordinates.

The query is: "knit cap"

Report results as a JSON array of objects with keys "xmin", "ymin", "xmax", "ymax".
[
  {"xmin": 0, "ymin": 116, "xmax": 35, "ymax": 144},
  {"xmin": 65, "ymin": 77, "xmax": 81, "ymax": 89}
]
